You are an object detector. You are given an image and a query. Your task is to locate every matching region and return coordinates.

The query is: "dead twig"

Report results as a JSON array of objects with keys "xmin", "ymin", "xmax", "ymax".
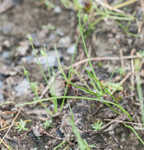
[
  {"xmin": 120, "ymin": 72, "xmax": 132, "ymax": 85},
  {"xmin": 68, "ymin": 55, "xmax": 143, "ymax": 70},
  {"xmin": 40, "ymin": 55, "xmax": 143, "ymax": 99},
  {"xmin": 0, "ymin": 137, "xmax": 11, "ymax": 149},
  {"xmin": 103, "ymin": 114, "xmax": 127, "ymax": 132},
  {"xmin": 0, "ymin": 110, "xmax": 21, "ymax": 144},
  {"xmin": 40, "ymin": 128, "xmax": 62, "ymax": 140},
  {"xmin": 95, "ymin": 0, "xmax": 125, "ymax": 14}
]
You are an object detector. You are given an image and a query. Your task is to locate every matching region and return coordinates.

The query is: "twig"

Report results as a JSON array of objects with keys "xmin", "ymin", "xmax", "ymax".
[
  {"xmin": 40, "ymin": 55, "xmax": 142, "ymax": 99},
  {"xmin": 103, "ymin": 114, "xmax": 127, "ymax": 132},
  {"xmin": 95, "ymin": 0, "xmax": 125, "ymax": 14},
  {"xmin": 40, "ymin": 128, "xmax": 62, "ymax": 140},
  {"xmin": 0, "ymin": 110, "xmax": 21, "ymax": 144},
  {"xmin": 104, "ymin": 118, "xmax": 138, "ymax": 125},
  {"xmin": 68, "ymin": 55, "xmax": 142, "ymax": 70},
  {"xmin": 113, "ymin": 0, "xmax": 138, "ymax": 9},
  {"xmin": 0, "ymin": 137, "xmax": 11, "ymax": 150},
  {"xmin": 120, "ymin": 72, "xmax": 132, "ymax": 85}
]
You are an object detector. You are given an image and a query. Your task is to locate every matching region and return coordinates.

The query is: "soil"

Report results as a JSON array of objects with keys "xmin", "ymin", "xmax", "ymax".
[{"xmin": 0, "ymin": 0, "xmax": 144, "ymax": 150}]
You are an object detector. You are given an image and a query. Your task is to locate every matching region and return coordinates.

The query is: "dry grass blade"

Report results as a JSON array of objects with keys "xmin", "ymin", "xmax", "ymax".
[
  {"xmin": 95, "ymin": 0, "xmax": 125, "ymax": 14},
  {"xmin": 113, "ymin": 0, "xmax": 138, "ymax": 9}
]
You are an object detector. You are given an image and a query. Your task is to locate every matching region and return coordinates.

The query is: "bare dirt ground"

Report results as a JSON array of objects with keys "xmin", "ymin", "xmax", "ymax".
[{"xmin": 0, "ymin": 0, "xmax": 144, "ymax": 149}]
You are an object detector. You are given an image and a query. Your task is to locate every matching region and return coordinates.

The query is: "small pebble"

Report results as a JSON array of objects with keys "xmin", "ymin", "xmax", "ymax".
[
  {"xmin": 67, "ymin": 44, "xmax": 76, "ymax": 54},
  {"xmin": 59, "ymin": 36, "xmax": 71, "ymax": 47},
  {"xmin": 54, "ymin": 6, "xmax": 62, "ymax": 14},
  {"xmin": 14, "ymin": 79, "xmax": 30, "ymax": 96}
]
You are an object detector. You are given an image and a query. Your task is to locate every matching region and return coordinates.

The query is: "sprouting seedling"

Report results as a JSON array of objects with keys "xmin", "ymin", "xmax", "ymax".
[
  {"xmin": 27, "ymin": 34, "xmax": 33, "ymax": 43},
  {"xmin": 23, "ymin": 67, "xmax": 30, "ymax": 82},
  {"xmin": 15, "ymin": 119, "xmax": 29, "ymax": 132},
  {"xmin": 92, "ymin": 120, "xmax": 103, "ymax": 131},
  {"xmin": 43, "ymin": 119, "xmax": 52, "ymax": 129}
]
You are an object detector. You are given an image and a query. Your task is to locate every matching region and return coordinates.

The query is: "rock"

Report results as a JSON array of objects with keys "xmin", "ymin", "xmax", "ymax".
[
  {"xmin": 32, "ymin": 125, "xmax": 41, "ymax": 137},
  {"xmin": 34, "ymin": 50, "xmax": 63, "ymax": 69},
  {"xmin": 14, "ymin": 79, "xmax": 30, "ymax": 96},
  {"xmin": 58, "ymin": 36, "xmax": 71, "ymax": 48},
  {"xmin": 49, "ymin": 76, "xmax": 65, "ymax": 97},
  {"xmin": 54, "ymin": 6, "xmax": 62, "ymax": 14},
  {"xmin": 16, "ymin": 41, "xmax": 29, "ymax": 56},
  {"xmin": 0, "ymin": 23, "xmax": 14, "ymax": 34},
  {"xmin": 67, "ymin": 44, "xmax": 76, "ymax": 54}
]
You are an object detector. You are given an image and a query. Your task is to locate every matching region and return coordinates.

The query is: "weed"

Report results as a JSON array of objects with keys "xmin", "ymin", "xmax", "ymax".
[
  {"xmin": 43, "ymin": 119, "xmax": 52, "ymax": 129},
  {"xmin": 15, "ymin": 119, "xmax": 29, "ymax": 132},
  {"xmin": 92, "ymin": 120, "xmax": 103, "ymax": 131}
]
